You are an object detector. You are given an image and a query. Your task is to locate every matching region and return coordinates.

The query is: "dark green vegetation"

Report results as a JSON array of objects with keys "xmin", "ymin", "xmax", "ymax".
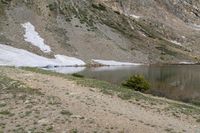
[
  {"xmin": 0, "ymin": 1, "xmax": 5, "ymax": 15},
  {"xmin": 47, "ymin": 2, "xmax": 57, "ymax": 11},
  {"xmin": 72, "ymin": 73, "xmax": 84, "ymax": 78},
  {"xmin": 91, "ymin": 3, "xmax": 106, "ymax": 11},
  {"xmin": 1, "ymin": 0, "xmax": 12, "ymax": 4},
  {"xmin": 0, "ymin": 0, "xmax": 11, "ymax": 15},
  {"xmin": 0, "ymin": 110, "xmax": 12, "ymax": 116},
  {"xmin": 122, "ymin": 75, "xmax": 150, "ymax": 92},
  {"xmin": 60, "ymin": 110, "xmax": 73, "ymax": 116},
  {"xmin": 190, "ymin": 99, "xmax": 200, "ymax": 107}
]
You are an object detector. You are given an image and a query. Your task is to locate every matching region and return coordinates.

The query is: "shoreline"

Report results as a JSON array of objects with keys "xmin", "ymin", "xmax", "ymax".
[
  {"xmin": 22, "ymin": 67, "xmax": 200, "ymax": 108},
  {"xmin": 1, "ymin": 61, "xmax": 200, "ymax": 69}
]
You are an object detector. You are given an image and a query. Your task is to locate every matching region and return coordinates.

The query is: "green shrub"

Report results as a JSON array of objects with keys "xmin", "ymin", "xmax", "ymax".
[
  {"xmin": 91, "ymin": 3, "xmax": 106, "ymax": 11},
  {"xmin": 47, "ymin": 3, "xmax": 57, "ymax": 11},
  {"xmin": 1, "ymin": 0, "xmax": 12, "ymax": 4},
  {"xmin": 72, "ymin": 73, "xmax": 84, "ymax": 78},
  {"xmin": 60, "ymin": 110, "xmax": 72, "ymax": 116},
  {"xmin": 122, "ymin": 75, "xmax": 150, "ymax": 92}
]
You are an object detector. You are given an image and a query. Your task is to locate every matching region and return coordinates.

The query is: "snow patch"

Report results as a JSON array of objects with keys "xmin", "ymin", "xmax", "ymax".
[
  {"xmin": 54, "ymin": 55, "xmax": 86, "ymax": 66},
  {"xmin": 169, "ymin": 40, "xmax": 182, "ymax": 46},
  {"xmin": 124, "ymin": 13, "xmax": 141, "ymax": 20},
  {"xmin": 181, "ymin": 36, "xmax": 186, "ymax": 39},
  {"xmin": 21, "ymin": 22, "xmax": 51, "ymax": 53},
  {"xmin": 138, "ymin": 31, "xmax": 147, "ymax": 37},
  {"xmin": 92, "ymin": 59, "xmax": 141, "ymax": 66},
  {"xmin": 0, "ymin": 44, "xmax": 85, "ymax": 67},
  {"xmin": 129, "ymin": 14, "xmax": 141, "ymax": 19}
]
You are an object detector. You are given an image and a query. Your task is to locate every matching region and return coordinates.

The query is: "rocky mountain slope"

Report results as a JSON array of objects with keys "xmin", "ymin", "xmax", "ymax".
[{"xmin": 0, "ymin": 0, "xmax": 200, "ymax": 64}]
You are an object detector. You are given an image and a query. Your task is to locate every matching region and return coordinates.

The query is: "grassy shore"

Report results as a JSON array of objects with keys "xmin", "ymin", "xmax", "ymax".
[{"xmin": 22, "ymin": 67, "xmax": 200, "ymax": 118}]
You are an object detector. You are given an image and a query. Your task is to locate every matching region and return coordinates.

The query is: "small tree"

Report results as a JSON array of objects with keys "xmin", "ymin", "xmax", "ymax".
[{"xmin": 122, "ymin": 75, "xmax": 150, "ymax": 92}]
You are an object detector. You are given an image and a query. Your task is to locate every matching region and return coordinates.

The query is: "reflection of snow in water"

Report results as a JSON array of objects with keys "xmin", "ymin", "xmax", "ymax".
[
  {"xmin": 179, "ymin": 61, "xmax": 196, "ymax": 65},
  {"xmin": 0, "ymin": 44, "xmax": 85, "ymax": 67},
  {"xmin": 22, "ymin": 22, "xmax": 51, "ymax": 53},
  {"xmin": 90, "ymin": 66, "xmax": 140, "ymax": 72},
  {"xmin": 92, "ymin": 59, "xmax": 141, "ymax": 66},
  {"xmin": 44, "ymin": 67, "xmax": 86, "ymax": 74}
]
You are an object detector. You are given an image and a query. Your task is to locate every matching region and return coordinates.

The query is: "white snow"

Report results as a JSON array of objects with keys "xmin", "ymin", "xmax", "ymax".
[
  {"xmin": 54, "ymin": 55, "xmax": 85, "ymax": 66},
  {"xmin": 21, "ymin": 22, "xmax": 51, "ymax": 53},
  {"xmin": 181, "ymin": 36, "xmax": 186, "ymax": 39},
  {"xmin": 92, "ymin": 59, "xmax": 141, "ymax": 66},
  {"xmin": 129, "ymin": 14, "xmax": 141, "ymax": 19},
  {"xmin": 169, "ymin": 40, "xmax": 182, "ymax": 46},
  {"xmin": 0, "ymin": 44, "xmax": 85, "ymax": 67},
  {"xmin": 124, "ymin": 13, "xmax": 141, "ymax": 20},
  {"xmin": 138, "ymin": 31, "xmax": 147, "ymax": 37}
]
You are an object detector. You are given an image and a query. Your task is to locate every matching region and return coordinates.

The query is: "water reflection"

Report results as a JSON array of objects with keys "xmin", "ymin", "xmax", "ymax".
[
  {"xmin": 44, "ymin": 67, "xmax": 86, "ymax": 74},
  {"xmin": 79, "ymin": 65, "xmax": 200, "ymax": 103},
  {"xmin": 45, "ymin": 65, "xmax": 200, "ymax": 103}
]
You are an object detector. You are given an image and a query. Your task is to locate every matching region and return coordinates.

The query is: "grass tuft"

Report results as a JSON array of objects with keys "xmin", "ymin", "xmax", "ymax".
[{"xmin": 60, "ymin": 110, "xmax": 73, "ymax": 116}]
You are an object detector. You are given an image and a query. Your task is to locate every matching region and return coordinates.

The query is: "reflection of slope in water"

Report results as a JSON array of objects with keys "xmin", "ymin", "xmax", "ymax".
[
  {"xmin": 79, "ymin": 65, "xmax": 200, "ymax": 103},
  {"xmin": 45, "ymin": 65, "xmax": 200, "ymax": 103},
  {"xmin": 147, "ymin": 65, "xmax": 200, "ymax": 102},
  {"xmin": 90, "ymin": 66, "xmax": 139, "ymax": 72},
  {"xmin": 80, "ymin": 66, "xmax": 145, "ymax": 83}
]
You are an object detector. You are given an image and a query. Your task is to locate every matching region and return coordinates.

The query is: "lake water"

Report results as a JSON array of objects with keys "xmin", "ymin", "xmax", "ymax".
[{"xmin": 46, "ymin": 65, "xmax": 200, "ymax": 104}]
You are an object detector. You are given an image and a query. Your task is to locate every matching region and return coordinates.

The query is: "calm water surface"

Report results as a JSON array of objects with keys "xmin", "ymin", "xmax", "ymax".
[{"xmin": 46, "ymin": 65, "xmax": 200, "ymax": 103}]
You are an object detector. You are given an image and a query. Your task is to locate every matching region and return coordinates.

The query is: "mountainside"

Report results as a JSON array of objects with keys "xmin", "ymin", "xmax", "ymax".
[{"xmin": 0, "ymin": 0, "xmax": 200, "ymax": 64}]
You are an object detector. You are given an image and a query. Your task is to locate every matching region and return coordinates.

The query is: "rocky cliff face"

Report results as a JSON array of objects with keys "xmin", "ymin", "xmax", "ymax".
[{"xmin": 0, "ymin": 0, "xmax": 199, "ymax": 64}]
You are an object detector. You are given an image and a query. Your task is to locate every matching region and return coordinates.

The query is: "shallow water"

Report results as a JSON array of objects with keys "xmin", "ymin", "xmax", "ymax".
[{"xmin": 46, "ymin": 65, "xmax": 200, "ymax": 104}]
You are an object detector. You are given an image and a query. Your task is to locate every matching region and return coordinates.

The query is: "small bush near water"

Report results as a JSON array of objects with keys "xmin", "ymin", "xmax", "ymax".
[
  {"xmin": 122, "ymin": 75, "xmax": 150, "ymax": 92},
  {"xmin": 72, "ymin": 73, "xmax": 84, "ymax": 78}
]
